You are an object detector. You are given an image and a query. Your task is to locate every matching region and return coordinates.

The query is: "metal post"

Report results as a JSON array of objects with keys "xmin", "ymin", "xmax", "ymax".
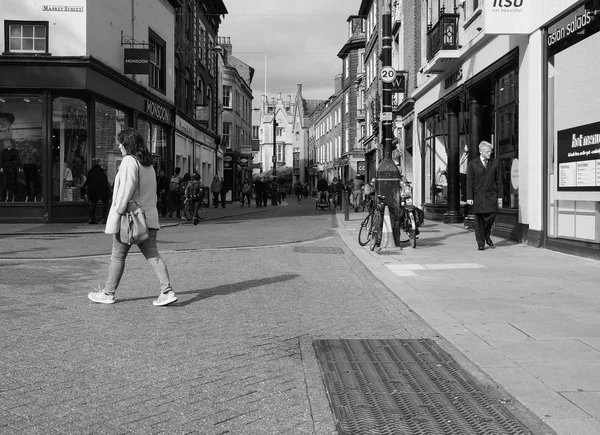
[
  {"xmin": 377, "ymin": 0, "xmax": 402, "ymax": 245},
  {"xmin": 272, "ymin": 116, "xmax": 278, "ymax": 205}
]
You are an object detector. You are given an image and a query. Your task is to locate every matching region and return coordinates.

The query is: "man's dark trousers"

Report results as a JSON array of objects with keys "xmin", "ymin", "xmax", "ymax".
[
  {"xmin": 474, "ymin": 212, "xmax": 496, "ymax": 247},
  {"xmin": 212, "ymin": 191, "xmax": 219, "ymax": 208}
]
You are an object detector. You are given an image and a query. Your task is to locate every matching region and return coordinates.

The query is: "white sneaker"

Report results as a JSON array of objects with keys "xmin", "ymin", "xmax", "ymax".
[
  {"xmin": 153, "ymin": 291, "xmax": 178, "ymax": 306},
  {"xmin": 88, "ymin": 290, "xmax": 116, "ymax": 304}
]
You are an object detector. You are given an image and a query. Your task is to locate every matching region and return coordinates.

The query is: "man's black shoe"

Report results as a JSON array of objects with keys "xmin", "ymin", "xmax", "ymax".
[
  {"xmin": 485, "ymin": 237, "xmax": 494, "ymax": 247},
  {"xmin": 478, "ymin": 245, "xmax": 485, "ymax": 251}
]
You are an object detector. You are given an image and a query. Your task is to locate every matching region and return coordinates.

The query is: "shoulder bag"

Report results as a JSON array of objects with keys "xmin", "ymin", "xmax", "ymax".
[{"xmin": 120, "ymin": 158, "xmax": 149, "ymax": 245}]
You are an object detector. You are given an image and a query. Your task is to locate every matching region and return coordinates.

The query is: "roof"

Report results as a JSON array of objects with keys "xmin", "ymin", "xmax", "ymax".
[{"xmin": 303, "ymin": 99, "xmax": 323, "ymax": 117}]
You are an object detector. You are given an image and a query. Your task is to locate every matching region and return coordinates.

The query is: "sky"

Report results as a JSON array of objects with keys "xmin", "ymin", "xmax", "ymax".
[{"xmin": 219, "ymin": 0, "xmax": 363, "ymax": 107}]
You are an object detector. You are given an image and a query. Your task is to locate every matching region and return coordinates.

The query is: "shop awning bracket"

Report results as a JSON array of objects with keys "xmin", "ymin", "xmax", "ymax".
[{"xmin": 120, "ymin": 31, "xmax": 149, "ymax": 48}]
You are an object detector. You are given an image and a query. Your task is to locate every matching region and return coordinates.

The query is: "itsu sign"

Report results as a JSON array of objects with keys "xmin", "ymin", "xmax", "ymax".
[{"xmin": 484, "ymin": 0, "xmax": 536, "ymax": 35}]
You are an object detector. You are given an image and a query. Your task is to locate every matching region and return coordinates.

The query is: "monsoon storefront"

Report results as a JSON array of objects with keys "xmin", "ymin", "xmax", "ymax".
[{"xmin": 544, "ymin": 0, "xmax": 600, "ymax": 256}]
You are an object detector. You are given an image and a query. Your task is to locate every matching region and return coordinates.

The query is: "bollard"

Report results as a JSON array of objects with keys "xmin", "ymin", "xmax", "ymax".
[{"xmin": 342, "ymin": 191, "xmax": 349, "ymax": 221}]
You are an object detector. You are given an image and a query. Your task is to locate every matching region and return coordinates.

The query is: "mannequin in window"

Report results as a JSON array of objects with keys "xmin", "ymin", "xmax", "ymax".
[
  {"xmin": 0, "ymin": 112, "xmax": 22, "ymax": 202},
  {"xmin": 22, "ymin": 142, "xmax": 41, "ymax": 202}
]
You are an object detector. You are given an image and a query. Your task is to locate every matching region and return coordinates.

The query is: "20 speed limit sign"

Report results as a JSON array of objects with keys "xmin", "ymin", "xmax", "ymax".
[{"xmin": 380, "ymin": 66, "xmax": 396, "ymax": 83}]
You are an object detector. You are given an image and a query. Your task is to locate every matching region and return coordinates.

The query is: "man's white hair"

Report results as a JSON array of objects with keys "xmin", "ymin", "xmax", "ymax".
[{"xmin": 479, "ymin": 141, "xmax": 493, "ymax": 152}]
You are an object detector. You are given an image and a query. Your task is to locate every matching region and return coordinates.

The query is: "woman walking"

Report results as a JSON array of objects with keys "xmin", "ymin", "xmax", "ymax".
[{"xmin": 88, "ymin": 128, "xmax": 178, "ymax": 306}]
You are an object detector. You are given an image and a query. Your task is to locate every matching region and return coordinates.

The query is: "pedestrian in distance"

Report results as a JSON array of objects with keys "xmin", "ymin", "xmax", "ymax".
[
  {"xmin": 178, "ymin": 172, "xmax": 191, "ymax": 219},
  {"xmin": 88, "ymin": 127, "xmax": 178, "ymax": 307},
  {"xmin": 210, "ymin": 175, "xmax": 222, "ymax": 209},
  {"xmin": 185, "ymin": 173, "xmax": 204, "ymax": 225},
  {"xmin": 81, "ymin": 157, "xmax": 110, "ymax": 224},
  {"xmin": 351, "ymin": 175, "xmax": 365, "ymax": 212},
  {"xmin": 167, "ymin": 167, "xmax": 181, "ymax": 219},
  {"xmin": 254, "ymin": 178, "xmax": 263, "ymax": 207},
  {"xmin": 156, "ymin": 168, "xmax": 169, "ymax": 217},
  {"xmin": 294, "ymin": 182, "xmax": 303, "ymax": 203},
  {"xmin": 466, "ymin": 140, "xmax": 503, "ymax": 251},
  {"xmin": 241, "ymin": 178, "xmax": 251, "ymax": 207}
]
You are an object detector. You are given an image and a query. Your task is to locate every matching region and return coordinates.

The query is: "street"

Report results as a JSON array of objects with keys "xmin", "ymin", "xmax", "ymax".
[{"xmin": 1, "ymin": 200, "xmax": 598, "ymax": 434}]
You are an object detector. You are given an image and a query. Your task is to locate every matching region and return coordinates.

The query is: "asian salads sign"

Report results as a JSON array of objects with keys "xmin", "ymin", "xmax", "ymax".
[
  {"xmin": 547, "ymin": 1, "xmax": 600, "ymax": 57},
  {"xmin": 557, "ymin": 121, "xmax": 600, "ymax": 191}
]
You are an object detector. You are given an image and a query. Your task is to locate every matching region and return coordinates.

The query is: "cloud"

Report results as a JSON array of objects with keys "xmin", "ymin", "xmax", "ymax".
[{"xmin": 219, "ymin": 0, "xmax": 362, "ymax": 105}]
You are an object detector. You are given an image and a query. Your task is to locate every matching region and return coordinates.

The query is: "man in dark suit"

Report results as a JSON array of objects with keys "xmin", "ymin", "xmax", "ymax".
[{"xmin": 466, "ymin": 141, "xmax": 503, "ymax": 250}]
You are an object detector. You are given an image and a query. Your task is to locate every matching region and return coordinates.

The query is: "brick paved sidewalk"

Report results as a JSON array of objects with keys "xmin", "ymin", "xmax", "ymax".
[{"xmin": 337, "ymin": 211, "xmax": 600, "ymax": 435}]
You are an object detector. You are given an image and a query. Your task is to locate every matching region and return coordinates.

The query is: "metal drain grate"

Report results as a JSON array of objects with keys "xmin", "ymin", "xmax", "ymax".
[
  {"xmin": 314, "ymin": 339, "xmax": 532, "ymax": 435},
  {"xmin": 376, "ymin": 249, "xmax": 403, "ymax": 256},
  {"xmin": 294, "ymin": 246, "xmax": 344, "ymax": 255}
]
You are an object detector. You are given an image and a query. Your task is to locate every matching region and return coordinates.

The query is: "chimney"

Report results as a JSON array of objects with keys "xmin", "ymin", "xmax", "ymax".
[
  {"xmin": 297, "ymin": 83, "xmax": 302, "ymax": 94},
  {"xmin": 334, "ymin": 74, "xmax": 343, "ymax": 94}
]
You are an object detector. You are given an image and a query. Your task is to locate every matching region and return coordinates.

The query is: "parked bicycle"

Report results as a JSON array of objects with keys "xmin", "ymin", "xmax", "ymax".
[
  {"xmin": 398, "ymin": 181, "xmax": 421, "ymax": 248},
  {"xmin": 357, "ymin": 194, "xmax": 387, "ymax": 251},
  {"xmin": 358, "ymin": 192, "xmax": 377, "ymax": 246}
]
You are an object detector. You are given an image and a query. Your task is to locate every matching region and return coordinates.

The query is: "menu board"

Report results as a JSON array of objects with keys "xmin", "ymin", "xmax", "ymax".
[{"xmin": 557, "ymin": 121, "xmax": 600, "ymax": 191}]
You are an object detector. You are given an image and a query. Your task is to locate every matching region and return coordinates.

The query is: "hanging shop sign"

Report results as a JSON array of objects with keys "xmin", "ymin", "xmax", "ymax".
[
  {"xmin": 391, "ymin": 72, "xmax": 406, "ymax": 93},
  {"xmin": 357, "ymin": 161, "xmax": 367, "ymax": 176},
  {"xmin": 557, "ymin": 121, "xmax": 600, "ymax": 191},
  {"xmin": 145, "ymin": 99, "xmax": 171, "ymax": 124},
  {"xmin": 124, "ymin": 49, "xmax": 149, "ymax": 75}
]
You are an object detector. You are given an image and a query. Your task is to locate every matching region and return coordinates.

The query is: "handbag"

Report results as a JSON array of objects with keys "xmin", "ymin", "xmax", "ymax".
[{"xmin": 119, "ymin": 159, "xmax": 149, "ymax": 245}]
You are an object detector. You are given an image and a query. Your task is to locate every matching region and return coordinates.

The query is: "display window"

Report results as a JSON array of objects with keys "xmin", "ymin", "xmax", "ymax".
[
  {"xmin": 546, "ymin": 0, "xmax": 600, "ymax": 241},
  {"xmin": 95, "ymin": 101, "xmax": 127, "ymax": 185},
  {"xmin": 0, "ymin": 96, "xmax": 43, "ymax": 203},
  {"xmin": 495, "ymin": 69, "xmax": 519, "ymax": 209},
  {"xmin": 138, "ymin": 118, "xmax": 168, "ymax": 172},
  {"xmin": 52, "ymin": 97, "xmax": 88, "ymax": 203},
  {"xmin": 423, "ymin": 115, "xmax": 448, "ymax": 205}
]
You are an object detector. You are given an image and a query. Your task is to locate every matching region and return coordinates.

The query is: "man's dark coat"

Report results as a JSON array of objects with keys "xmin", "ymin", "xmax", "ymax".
[{"xmin": 466, "ymin": 157, "xmax": 503, "ymax": 214}]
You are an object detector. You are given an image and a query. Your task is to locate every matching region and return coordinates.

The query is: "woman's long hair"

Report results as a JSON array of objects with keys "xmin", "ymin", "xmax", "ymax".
[{"xmin": 117, "ymin": 128, "xmax": 154, "ymax": 166}]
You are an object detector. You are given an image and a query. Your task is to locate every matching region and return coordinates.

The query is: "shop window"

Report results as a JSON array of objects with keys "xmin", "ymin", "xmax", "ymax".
[
  {"xmin": 423, "ymin": 115, "xmax": 448, "ymax": 205},
  {"xmin": 5, "ymin": 21, "xmax": 48, "ymax": 54},
  {"xmin": 148, "ymin": 30, "xmax": 166, "ymax": 93},
  {"xmin": 495, "ymin": 69, "xmax": 519, "ymax": 209},
  {"xmin": 95, "ymin": 101, "xmax": 126, "ymax": 185},
  {"xmin": 0, "ymin": 96, "xmax": 43, "ymax": 203},
  {"xmin": 52, "ymin": 97, "xmax": 88, "ymax": 202},
  {"xmin": 137, "ymin": 119, "xmax": 167, "ymax": 173}
]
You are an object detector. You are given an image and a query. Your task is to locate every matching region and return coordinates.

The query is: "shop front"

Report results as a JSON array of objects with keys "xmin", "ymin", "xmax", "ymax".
[
  {"xmin": 544, "ymin": 0, "xmax": 600, "ymax": 256},
  {"xmin": 414, "ymin": 41, "xmax": 523, "ymax": 238},
  {"xmin": 0, "ymin": 57, "xmax": 174, "ymax": 223}
]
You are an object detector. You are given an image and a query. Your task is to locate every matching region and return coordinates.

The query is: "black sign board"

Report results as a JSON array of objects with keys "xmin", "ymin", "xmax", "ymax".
[
  {"xmin": 124, "ymin": 49, "xmax": 149, "ymax": 75},
  {"xmin": 557, "ymin": 121, "xmax": 600, "ymax": 191},
  {"xmin": 391, "ymin": 72, "xmax": 406, "ymax": 93}
]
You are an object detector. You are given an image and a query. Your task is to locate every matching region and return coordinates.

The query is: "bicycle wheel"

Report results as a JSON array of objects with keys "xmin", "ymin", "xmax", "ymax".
[
  {"xmin": 184, "ymin": 200, "xmax": 193, "ymax": 221},
  {"xmin": 408, "ymin": 211, "xmax": 417, "ymax": 248},
  {"xmin": 369, "ymin": 211, "xmax": 381, "ymax": 251},
  {"xmin": 197, "ymin": 202, "xmax": 207, "ymax": 220},
  {"xmin": 358, "ymin": 213, "xmax": 373, "ymax": 246}
]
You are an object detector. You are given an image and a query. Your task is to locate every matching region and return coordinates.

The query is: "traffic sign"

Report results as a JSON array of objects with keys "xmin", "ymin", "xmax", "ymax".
[{"xmin": 380, "ymin": 66, "xmax": 396, "ymax": 83}]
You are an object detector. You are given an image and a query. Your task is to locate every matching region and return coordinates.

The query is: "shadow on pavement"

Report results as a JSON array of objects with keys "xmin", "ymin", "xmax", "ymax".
[{"xmin": 120, "ymin": 273, "xmax": 301, "ymax": 307}]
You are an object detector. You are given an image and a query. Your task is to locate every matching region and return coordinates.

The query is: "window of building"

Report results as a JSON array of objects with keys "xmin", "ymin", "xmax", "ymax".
[
  {"xmin": 345, "ymin": 93, "xmax": 349, "ymax": 113},
  {"xmin": 5, "ymin": 21, "xmax": 48, "ymax": 53},
  {"xmin": 223, "ymin": 85, "xmax": 232, "ymax": 108},
  {"xmin": 95, "ymin": 101, "xmax": 127, "ymax": 186},
  {"xmin": 345, "ymin": 57, "xmax": 349, "ymax": 78},
  {"xmin": 346, "ymin": 128, "xmax": 349, "ymax": 152},
  {"xmin": 185, "ymin": 69, "xmax": 192, "ymax": 115},
  {"xmin": 423, "ymin": 114, "xmax": 448, "ymax": 205},
  {"xmin": 196, "ymin": 78, "xmax": 204, "ymax": 106},
  {"xmin": 0, "ymin": 96, "xmax": 43, "ymax": 203},
  {"xmin": 252, "ymin": 125, "xmax": 259, "ymax": 139},
  {"xmin": 52, "ymin": 97, "xmax": 88, "ymax": 202},
  {"xmin": 149, "ymin": 29, "xmax": 166, "ymax": 93},
  {"xmin": 187, "ymin": 4, "xmax": 193, "ymax": 40},
  {"xmin": 277, "ymin": 144, "xmax": 283, "ymax": 162},
  {"xmin": 277, "ymin": 127, "xmax": 284, "ymax": 137},
  {"xmin": 222, "ymin": 122, "xmax": 231, "ymax": 147}
]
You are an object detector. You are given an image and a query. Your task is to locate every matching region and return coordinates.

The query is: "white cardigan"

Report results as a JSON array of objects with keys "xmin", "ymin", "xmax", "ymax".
[{"xmin": 104, "ymin": 155, "xmax": 160, "ymax": 234}]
